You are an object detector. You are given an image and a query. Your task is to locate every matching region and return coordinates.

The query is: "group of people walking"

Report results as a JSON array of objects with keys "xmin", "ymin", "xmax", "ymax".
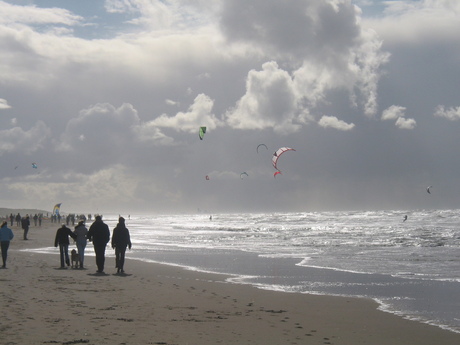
[{"xmin": 54, "ymin": 216, "xmax": 132, "ymax": 274}]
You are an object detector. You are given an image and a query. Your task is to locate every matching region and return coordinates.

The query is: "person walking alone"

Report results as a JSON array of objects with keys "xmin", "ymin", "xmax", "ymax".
[
  {"xmin": 73, "ymin": 220, "xmax": 88, "ymax": 269},
  {"xmin": 54, "ymin": 224, "xmax": 76, "ymax": 269},
  {"xmin": 87, "ymin": 215, "xmax": 110, "ymax": 274},
  {"xmin": 21, "ymin": 215, "xmax": 30, "ymax": 240},
  {"xmin": 112, "ymin": 217, "xmax": 132, "ymax": 274},
  {"xmin": 0, "ymin": 221, "xmax": 14, "ymax": 268}
]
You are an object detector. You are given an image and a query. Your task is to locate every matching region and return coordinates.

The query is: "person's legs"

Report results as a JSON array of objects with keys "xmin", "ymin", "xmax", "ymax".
[
  {"xmin": 115, "ymin": 247, "xmax": 120, "ymax": 271},
  {"xmin": 1, "ymin": 241, "xmax": 10, "ymax": 267},
  {"xmin": 119, "ymin": 246, "xmax": 127, "ymax": 272},
  {"xmin": 77, "ymin": 241, "xmax": 86, "ymax": 268},
  {"xmin": 59, "ymin": 244, "xmax": 65, "ymax": 268},
  {"xmin": 94, "ymin": 244, "xmax": 106, "ymax": 272},
  {"xmin": 63, "ymin": 244, "xmax": 70, "ymax": 266}
]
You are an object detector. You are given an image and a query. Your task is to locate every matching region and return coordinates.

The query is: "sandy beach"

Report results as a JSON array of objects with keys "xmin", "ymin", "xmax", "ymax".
[{"xmin": 1, "ymin": 221, "xmax": 460, "ymax": 345}]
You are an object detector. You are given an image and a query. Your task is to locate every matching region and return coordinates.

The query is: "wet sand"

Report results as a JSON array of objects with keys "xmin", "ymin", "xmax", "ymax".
[{"xmin": 1, "ymin": 222, "xmax": 460, "ymax": 344}]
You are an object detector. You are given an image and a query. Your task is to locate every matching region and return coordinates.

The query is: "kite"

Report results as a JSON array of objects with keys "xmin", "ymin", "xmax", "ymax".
[
  {"xmin": 53, "ymin": 203, "xmax": 62, "ymax": 216},
  {"xmin": 257, "ymin": 144, "xmax": 268, "ymax": 153},
  {"xmin": 274, "ymin": 171, "xmax": 282, "ymax": 178},
  {"xmin": 240, "ymin": 172, "xmax": 249, "ymax": 179},
  {"xmin": 199, "ymin": 127, "xmax": 207, "ymax": 140},
  {"xmin": 427, "ymin": 186, "xmax": 432, "ymax": 194},
  {"xmin": 272, "ymin": 147, "xmax": 296, "ymax": 171},
  {"xmin": 205, "ymin": 175, "xmax": 210, "ymax": 180},
  {"xmin": 32, "ymin": 163, "xmax": 38, "ymax": 169}
]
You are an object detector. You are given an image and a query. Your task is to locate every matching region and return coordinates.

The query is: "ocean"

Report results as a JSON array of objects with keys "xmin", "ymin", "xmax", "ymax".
[{"xmin": 31, "ymin": 209, "xmax": 460, "ymax": 333}]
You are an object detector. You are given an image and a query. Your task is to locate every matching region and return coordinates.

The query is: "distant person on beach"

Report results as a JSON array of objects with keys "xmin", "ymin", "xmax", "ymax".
[
  {"xmin": 54, "ymin": 224, "xmax": 77, "ymax": 269},
  {"xmin": 87, "ymin": 215, "xmax": 110, "ymax": 274},
  {"xmin": 21, "ymin": 215, "xmax": 30, "ymax": 240},
  {"xmin": 0, "ymin": 221, "xmax": 14, "ymax": 268},
  {"xmin": 111, "ymin": 217, "xmax": 132, "ymax": 274},
  {"xmin": 15, "ymin": 213, "xmax": 21, "ymax": 227},
  {"xmin": 9, "ymin": 213, "xmax": 14, "ymax": 226},
  {"xmin": 73, "ymin": 220, "xmax": 88, "ymax": 269}
]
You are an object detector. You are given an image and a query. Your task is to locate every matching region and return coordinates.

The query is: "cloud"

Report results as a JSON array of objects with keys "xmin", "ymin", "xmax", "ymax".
[
  {"xmin": 58, "ymin": 103, "xmax": 142, "ymax": 154},
  {"xmin": 318, "ymin": 115, "xmax": 355, "ymax": 131},
  {"xmin": 221, "ymin": 0, "xmax": 389, "ymax": 119},
  {"xmin": 0, "ymin": 1, "xmax": 83, "ymax": 27},
  {"xmin": 0, "ymin": 121, "xmax": 51, "ymax": 155},
  {"xmin": 366, "ymin": 0, "xmax": 460, "ymax": 43},
  {"xmin": 225, "ymin": 61, "xmax": 300, "ymax": 133},
  {"xmin": 434, "ymin": 105, "xmax": 460, "ymax": 121},
  {"xmin": 381, "ymin": 105, "xmax": 406, "ymax": 120},
  {"xmin": 381, "ymin": 105, "xmax": 416, "ymax": 129},
  {"xmin": 0, "ymin": 98, "xmax": 11, "ymax": 109},
  {"xmin": 395, "ymin": 116, "xmax": 416, "ymax": 130},
  {"xmin": 149, "ymin": 93, "xmax": 221, "ymax": 133}
]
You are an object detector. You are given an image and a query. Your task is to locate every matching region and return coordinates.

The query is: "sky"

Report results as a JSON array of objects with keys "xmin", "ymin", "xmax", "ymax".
[{"xmin": 1, "ymin": 0, "xmax": 460, "ymax": 215}]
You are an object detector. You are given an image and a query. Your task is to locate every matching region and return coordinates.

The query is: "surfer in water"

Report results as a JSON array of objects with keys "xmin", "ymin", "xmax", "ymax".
[{"xmin": 403, "ymin": 215, "xmax": 408, "ymax": 222}]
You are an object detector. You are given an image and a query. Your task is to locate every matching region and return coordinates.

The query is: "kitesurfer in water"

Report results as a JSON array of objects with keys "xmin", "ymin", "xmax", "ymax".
[{"xmin": 403, "ymin": 215, "xmax": 408, "ymax": 222}]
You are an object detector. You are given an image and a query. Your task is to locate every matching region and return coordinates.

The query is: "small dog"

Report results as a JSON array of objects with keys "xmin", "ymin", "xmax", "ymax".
[{"xmin": 70, "ymin": 249, "xmax": 80, "ymax": 268}]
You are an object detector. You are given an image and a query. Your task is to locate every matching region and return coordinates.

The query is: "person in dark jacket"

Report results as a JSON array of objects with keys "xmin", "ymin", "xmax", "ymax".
[
  {"xmin": 0, "ymin": 221, "xmax": 14, "ymax": 268},
  {"xmin": 21, "ymin": 215, "xmax": 30, "ymax": 240},
  {"xmin": 54, "ymin": 224, "xmax": 77, "ymax": 268},
  {"xmin": 87, "ymin": 215, "xmax": 110, "ymax": 274},
  {"xmin": 111, "ymin": 217, "xmax": 132, "ymax": 274}
]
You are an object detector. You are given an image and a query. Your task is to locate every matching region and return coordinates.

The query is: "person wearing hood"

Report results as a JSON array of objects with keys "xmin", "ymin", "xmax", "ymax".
[
  {"xmin": 54, "ymin": 224, "xmax": 77, "ymax": 268},
  {"xmin": 111, "ymin": 217, "xmax": 132, "ymax": 274},
  {"xmin": 0, "ymin": 221, "xmax": 14, "ymax": 268},
  {"xmin": 87, "ymin": 215, "xmax": 110, "ymax": 274},
  {"xmin": 73, "ymin": 220, "xmax": 88, "ymax": 269}
]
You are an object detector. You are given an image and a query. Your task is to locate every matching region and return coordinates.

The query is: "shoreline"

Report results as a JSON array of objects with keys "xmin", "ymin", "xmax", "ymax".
[{"xmin": 2, "ymin": 222, "xmax": 460, "ymax": 344}]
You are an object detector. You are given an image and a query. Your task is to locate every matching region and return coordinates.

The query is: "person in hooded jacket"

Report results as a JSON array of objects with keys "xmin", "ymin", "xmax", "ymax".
[
  {"xmin": 87, "ymin": 215, "xmax": 110, "ymax": 273},
  {"xmin": 111, "ymin": 217, "xmax": 132, "ymax": 274},
  {"xmin": 73, "ymin": 220, "xmax": 88, "ymax": 269}
]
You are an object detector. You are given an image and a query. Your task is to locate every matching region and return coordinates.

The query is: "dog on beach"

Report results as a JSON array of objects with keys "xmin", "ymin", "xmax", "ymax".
[{"xmin": 70, "ymin": 249, "xmax": 80, "ymax": 268}]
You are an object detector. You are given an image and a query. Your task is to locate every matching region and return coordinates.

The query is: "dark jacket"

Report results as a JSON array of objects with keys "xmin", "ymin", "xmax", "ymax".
[
  {"xmin": 54, "ymin": 225, "xmax": 76, "ymax": 246},
  {"xmin": 112, "ymin": 223, "xmax": 132, "ymax": 249},
  {"xmin": 87, "ymin": 219, "xmax": 110, "ymax": 245},
  {"xmin": 21, "ymin": 217, "xmax": 30, "ymax": 230}
]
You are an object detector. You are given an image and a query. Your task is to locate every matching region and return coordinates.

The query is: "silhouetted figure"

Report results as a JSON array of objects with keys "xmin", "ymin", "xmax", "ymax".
[
  {"xmin": 74, "ymin": 220, "xmax": 88, "ymax": 269},
  {"xmin": 111, "ymin": 217, "xmax": 132, "ymax": 274},
  {"xmin": 54, "ymin": 224, "xmax": 77, "ymax": 268},
  {"xmin": 87, "ymin": 215, "xmax": 110, "ymax": 274},
  {"xmin": 0, "ymin": 221, "xmax": 14, "ymax": 268},
  {"xmin": 21, "ymin": 215, "xmax": 30, "ymax": 240}
]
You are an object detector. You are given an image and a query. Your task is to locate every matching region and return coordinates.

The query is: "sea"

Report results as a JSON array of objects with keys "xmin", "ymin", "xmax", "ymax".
[{"xmin": 30, "ymin": 209, "xmax": 460, "ymax": 333}]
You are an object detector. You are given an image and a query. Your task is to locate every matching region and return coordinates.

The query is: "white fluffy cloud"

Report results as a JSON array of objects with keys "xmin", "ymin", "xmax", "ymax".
[
  {"xmin": 382, "ymin": 105, "xmax": 406, "ymax": 120},
  {"xmin": 318, "ymin": 115, "xmax": 355, "ymax": 131},
  {"xmin": 225, "ymin": 61, "xmax": 300, "ymax": 133},
  {"xmin": 0, "ymin": 98, "xmax": 11, "ymax": 109},
  {"xmin": 381, "ymin": 105, "xmax": 416, "ymax": 130},
  {"xmin": 395, "ymin": 117, "xmax": 416, "ymax": 130},
  {"xmin": 434, "ymin": 105, "xmax": 460, "ymax": 121},
  {"xmin": 149, "ymin": 93, "xmax": 221, "ymax": 133}
]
